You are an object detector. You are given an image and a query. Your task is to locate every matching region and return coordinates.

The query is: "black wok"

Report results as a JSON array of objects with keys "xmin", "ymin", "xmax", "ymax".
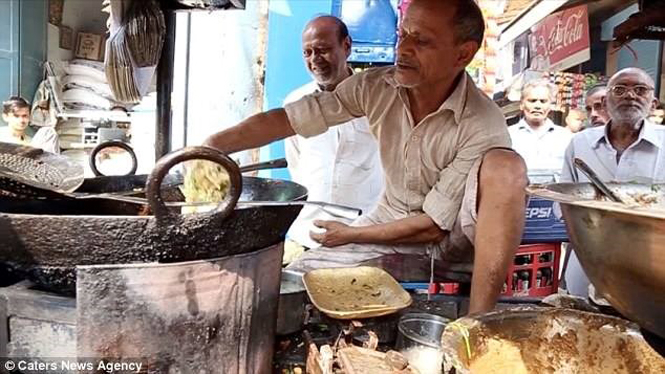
[
  {"xmin": 0, "ymin": 147, "xmax": 306, "ymax": 294},
  {"xmin": 81, "ymin": 139, "xmax": 287, "ymax": 196}
]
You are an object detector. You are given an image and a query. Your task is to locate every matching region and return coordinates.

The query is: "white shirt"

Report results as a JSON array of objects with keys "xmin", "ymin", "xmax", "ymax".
[
  {"xmin": 561, "ymin": 120, "xmax": 665, "ymax": 184},
  {"xmin": 561, "ymin": 120, "xmax": 665, "ymax": 297},
  {"xmin": 0, "ymin": 126, "xmax": 60, "ymax": 154},
  {"xmin": 509, "ymin": 118, "xmax": 572, "ymax": 172},
  {"xmin": 284, "ymin": 80, "xmax": 384, "ymax": 248}
]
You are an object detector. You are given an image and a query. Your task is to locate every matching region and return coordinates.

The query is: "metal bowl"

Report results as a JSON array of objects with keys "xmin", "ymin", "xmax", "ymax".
[
  {"xmin": 440, "ymin": 307, "xmax": 665, "ymax": 374},
  {"xmin": 528, "ymin": 182, "xmax": 665, "ymax": 338}
]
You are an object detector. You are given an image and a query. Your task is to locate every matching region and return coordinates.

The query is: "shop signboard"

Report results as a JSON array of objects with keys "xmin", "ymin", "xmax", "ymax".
[{"xmin": 528, "ymin": 5, "xmax": 590, "ymax": 72}]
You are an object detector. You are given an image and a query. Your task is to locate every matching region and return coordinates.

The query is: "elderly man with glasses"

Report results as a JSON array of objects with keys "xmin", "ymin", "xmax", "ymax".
[{"xmin": 560, "ymin": 67, "xmax": 663, "ymax": 298}]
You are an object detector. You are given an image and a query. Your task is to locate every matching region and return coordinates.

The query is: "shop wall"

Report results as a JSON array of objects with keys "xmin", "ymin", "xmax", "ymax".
[
  {"xmin": 0, "ymin": 0, "xmax": 46, "ymax": 126},
  {"xmin": 0, "ymin": 1, "xmax": 20, "ymax": 122},
  {"xmin": 173, "ymin": 1, "xmax": 269, "ymax": 168},
  {"xmin": 601, "ymin": 3, "xmax": 662, "ymax": 90},
  {"xmin": 580, "ymin": 24, "xmax": 607, "ymax": 75},
  {"xmin": 47, "ymin": 0, "xmax": 106, "ymax": 62},
  {"xmin": 261, "ymin": 0, "xmax": 333, "ymax": 179},
  {"xmin": 660, "ymin": 48, "xmax": 665, "ymax": 103}
]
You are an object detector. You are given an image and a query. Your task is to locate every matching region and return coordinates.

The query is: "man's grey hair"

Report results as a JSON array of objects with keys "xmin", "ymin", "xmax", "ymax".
[
  {"xmin": 585, "ymin": 84, "xmax": 607, "ymax": 99},
  {"xmin": 521, "ymin": 78, "xmax": 558, "ymax": 102},
  {"xmin": 451, "ymin": 0, "xmax": 485, "ymax": 46}
]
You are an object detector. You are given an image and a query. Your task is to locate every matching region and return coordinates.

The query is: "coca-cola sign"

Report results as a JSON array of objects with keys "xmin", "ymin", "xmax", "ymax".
[{"xmin": 529, "ymin": 5, "xmax": 590, "ymax": 72}]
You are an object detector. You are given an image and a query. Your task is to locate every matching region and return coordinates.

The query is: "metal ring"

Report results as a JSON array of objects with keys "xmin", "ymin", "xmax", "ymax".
[
  {"xmin": 145, "ymin": 146, "xmax": 242, "ymax": 221},
  {"xmin": 89, "ymin": 140, "xmax": 138, "ymax": 177}
]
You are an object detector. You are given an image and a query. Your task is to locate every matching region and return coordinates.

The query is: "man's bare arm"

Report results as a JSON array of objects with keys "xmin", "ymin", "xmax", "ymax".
[
  {"xmin": 311, "ymin": 214, "xmax": 446, "ymax": 247},
  {"xmin": 203, "ymin": 109, "xmax": 295, "ymax": 154}
]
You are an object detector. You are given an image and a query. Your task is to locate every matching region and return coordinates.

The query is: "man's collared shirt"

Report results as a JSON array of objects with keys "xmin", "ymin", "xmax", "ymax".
[
  {"xmin": 561, "ymin": 119, "xmax": 665, "ymax": 183},
  {"xmin": 284, "ymin": 80, "xmax": 384, "ymax": 248},
  {"xmin": 509, "ymin": 118, "xmax": 572, "ymax": 172},
  {"xmin": 561, "ymin": 119, "xmax": 665, "ymax": 298},
  {"xmin": 284, "ymin": 66, "xmax": 511, "ymax": 231}
]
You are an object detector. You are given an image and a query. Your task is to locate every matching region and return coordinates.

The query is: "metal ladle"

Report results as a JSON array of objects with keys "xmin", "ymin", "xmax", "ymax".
[
  {"xmin": 78, "ymin": 195, "xmax": 362, "ymax": 220},
  {"xmin": 573, "ymin": 158, "xmax": 625, "ymax": 204}
]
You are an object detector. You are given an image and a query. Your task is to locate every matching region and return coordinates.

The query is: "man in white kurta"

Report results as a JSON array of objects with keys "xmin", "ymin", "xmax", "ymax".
[{"xmin": 284, "ymin": 16, "xmax": 383, "ymax": 248}]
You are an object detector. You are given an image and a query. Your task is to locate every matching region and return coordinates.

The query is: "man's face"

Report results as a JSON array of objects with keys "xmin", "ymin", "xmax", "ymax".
[
  {"xmin": 2, "ymin": 107, "xmax": 30, "ymax": 132},
  {"xmin": 565, "ymin": 109, "xmax": 585, "ymax": 133},
  {"xmin": 520, "ymin": 86, "xmax": 553, "ymax": 126},
  {"xmin": 302, "ymin": 22, "xmax": 350, "ymax": 88},
  {"xmin": 649, "ymin": 109, "xmax": 664, "ymax": 125},
  {"xmin": 606, "ymin": 72, "xmax": 656, "ymax": 126},
  {"xmin": 584, "ymin": 89, "xmax": 609, "ymax": 127},
  {"xmin": 394, "ymin": 1, "xmax": 469, "ymax": 88}
]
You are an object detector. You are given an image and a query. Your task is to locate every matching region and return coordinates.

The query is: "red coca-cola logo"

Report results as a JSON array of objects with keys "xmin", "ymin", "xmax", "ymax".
[
  {"xmin": 528, "ymin": 5, "xmax": 590, "ymax": 69},
  {"xmin": 546, "ymin": 10, "xmax": 585, "ymax": 55}
]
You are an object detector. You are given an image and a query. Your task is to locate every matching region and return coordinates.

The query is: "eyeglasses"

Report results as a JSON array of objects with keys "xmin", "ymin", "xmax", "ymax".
[{"xmin": 609, "ymin": 85, "xmax": 654, "ymax": 98}]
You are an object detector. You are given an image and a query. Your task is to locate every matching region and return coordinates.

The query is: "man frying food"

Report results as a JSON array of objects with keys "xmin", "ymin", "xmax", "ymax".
[{"xmin": 204, "ymin": 0, "xmax": 527, "ymax": 314}]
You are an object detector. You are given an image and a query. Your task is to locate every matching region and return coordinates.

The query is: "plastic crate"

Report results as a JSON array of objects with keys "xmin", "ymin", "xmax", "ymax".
[{"xmin": 501, "ymin": 243, "xmax": 561, "ymax": 298}]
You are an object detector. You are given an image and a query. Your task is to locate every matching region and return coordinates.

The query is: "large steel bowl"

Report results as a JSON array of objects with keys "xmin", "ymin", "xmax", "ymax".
[
  {"xmin": 528, "ymin": 182, "xmax": 665, "ymax": 338},
  {"xmin": 440, "ymin": 307, "xmax": 665, "ymax": 373}
]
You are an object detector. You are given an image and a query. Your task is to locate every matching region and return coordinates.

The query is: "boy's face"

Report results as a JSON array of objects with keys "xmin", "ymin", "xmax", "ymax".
[{"xmin": 2, "ymin": 107, "xmax": 30, "ymax": 132}]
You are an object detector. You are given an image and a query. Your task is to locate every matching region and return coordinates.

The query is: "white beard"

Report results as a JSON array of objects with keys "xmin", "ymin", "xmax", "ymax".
[{"xmin": 608, "ymin": 105, "xmax": 647, "ymax": 128}]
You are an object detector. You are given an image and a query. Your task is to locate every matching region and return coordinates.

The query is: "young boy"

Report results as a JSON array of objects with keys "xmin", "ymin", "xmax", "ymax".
[{"xmin": 2, "ymin": 96, "xmax": 59, "ymax": 153}]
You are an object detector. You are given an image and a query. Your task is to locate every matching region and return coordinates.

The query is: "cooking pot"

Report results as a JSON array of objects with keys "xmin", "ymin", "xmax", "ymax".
[
  {"xmin": 276, "ymin": 269, "xmax": 308, "ymax": 335},
  {"xmin": 81, "ymin": 139, "xmax": 287, "ymax": 196},
  {"xmin": 440, "ymin": 307, "xmax": 665, "ymax": 373},
  {"xmin": 527, "ymin": 182, "xmax": 665, "ymax": 339},
  {"xmin": 0, "ymin": 146, "xmax": 306, "ymax": 294}
]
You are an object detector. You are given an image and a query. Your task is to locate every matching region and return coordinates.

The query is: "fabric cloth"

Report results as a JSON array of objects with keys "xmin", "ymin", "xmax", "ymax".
[
  {"xmin": 508, "ymin": 118, "xmax": 572, "ymax": 172},
  {"xmin": 31, "ymin": 127, "xmax": 60, "ymax": 154},
  {"xmin": 31, "ymin": 80, "xmax": 59, "ymax": 128},
  {"xmin": 284, "ymin": 80, "xmax": 384, "ymax": 248},
  {"xmin": 62, "ymin": 74, "xmax": 114, "ymax": 99},
  {"xmin": 286, "ymin": 156, "xmax": 483, "ymax": 274},
  {"xmin": 62, "ymin": 60, "xmax": 107, "ymax": 82},
  {"xmin": 0, "ymin": 126, "xmax": 60, "ymax": 154},
  {"xmin": 283, "ymin": 66, "xmax": 510, "ymax": 270},
  {"xmin": 61, "ymin": 88, "xmax": 116, "ymax": 111},
  {"xmin": 0, "ymin": 127, "xmax": 30, "ymax": 146},
  {"xmin": 561, "ymin": 120, "xmax": 665, "ymax": 297}
]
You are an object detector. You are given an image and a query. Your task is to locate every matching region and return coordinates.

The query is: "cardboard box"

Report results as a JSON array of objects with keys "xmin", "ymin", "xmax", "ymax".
[{"xmin": 75, "ymin": 32, "xmax": 105, "ymax": 61}]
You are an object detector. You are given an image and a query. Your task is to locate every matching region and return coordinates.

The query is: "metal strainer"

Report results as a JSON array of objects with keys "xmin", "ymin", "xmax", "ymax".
[{"xmin": 0, "ymin": 142, "xmax": 84, "ymax": 197}]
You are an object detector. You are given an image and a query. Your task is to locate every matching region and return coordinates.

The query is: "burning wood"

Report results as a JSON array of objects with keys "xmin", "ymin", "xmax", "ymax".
[{"xmin": 304, "ymin": 322, "xmax": 420, "ymax": 374}]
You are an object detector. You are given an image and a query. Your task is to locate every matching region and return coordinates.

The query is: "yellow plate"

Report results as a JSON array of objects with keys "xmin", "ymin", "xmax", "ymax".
[{"xmin": 302, "ymin": 266, "xmax": 412, "ymax": 320}]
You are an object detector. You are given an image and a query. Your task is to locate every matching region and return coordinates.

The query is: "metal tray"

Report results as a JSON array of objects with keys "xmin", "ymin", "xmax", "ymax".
[{"xmin": 302, "ymin": 266, "xmax": 412, "ymax": 320}]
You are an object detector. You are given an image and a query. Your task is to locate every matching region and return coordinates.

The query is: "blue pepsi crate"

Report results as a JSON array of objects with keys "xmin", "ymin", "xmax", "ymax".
[{"xmin": 521, "ymin": 196, "xmax": 568, "ymax": 243}]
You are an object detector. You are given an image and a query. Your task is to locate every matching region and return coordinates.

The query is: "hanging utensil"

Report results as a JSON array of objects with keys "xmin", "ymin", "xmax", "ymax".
[
  {"xmin": 89, "ymin": 140, "xmax": 139, "ymax": 177},
  {"xmin": 573, "ymin": 158, "xmax": 625, "ymax": 203},
  {"xmin": 238, "ymin": 158, "xmax": 287, "ymax": 173}
]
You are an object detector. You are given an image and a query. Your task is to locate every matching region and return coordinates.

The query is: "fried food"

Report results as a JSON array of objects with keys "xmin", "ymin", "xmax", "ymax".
[{"xmin": 179, "ymin": 160, "xmax": 230, "ymax": 213}]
